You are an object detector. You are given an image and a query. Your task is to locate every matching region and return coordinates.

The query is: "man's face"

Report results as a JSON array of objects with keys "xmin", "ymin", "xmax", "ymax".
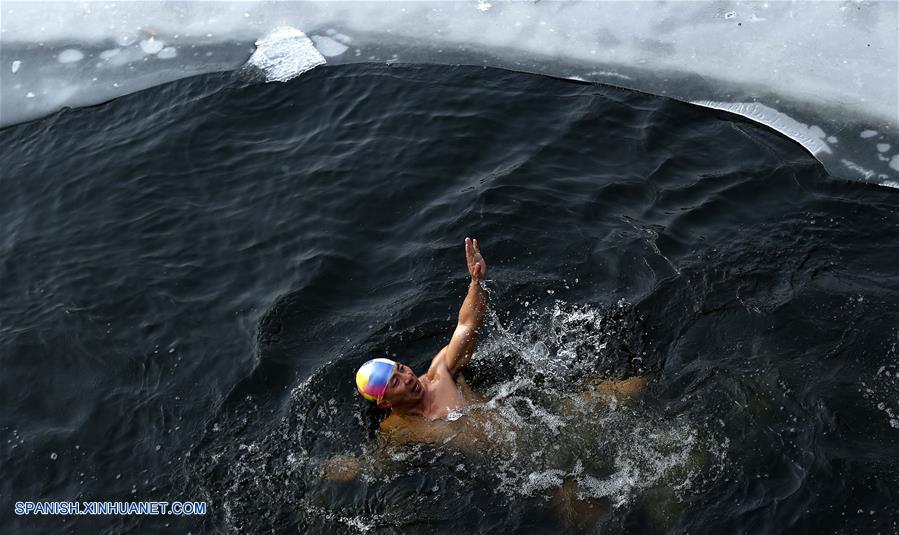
[{"xmin": 380, "ymin": 362, "xmax": 423, "ymax": 408}]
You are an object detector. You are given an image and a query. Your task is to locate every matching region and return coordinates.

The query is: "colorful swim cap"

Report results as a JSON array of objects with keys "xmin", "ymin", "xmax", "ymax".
[{"xmin": 356, "ymin": 358, "xmax": 396, "ymax": 403}]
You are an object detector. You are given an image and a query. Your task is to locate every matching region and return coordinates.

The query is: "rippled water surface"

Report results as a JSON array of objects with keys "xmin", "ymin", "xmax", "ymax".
[{"xmin": 1, "ymin": 64, "xmax": 898, "ymax": 534}]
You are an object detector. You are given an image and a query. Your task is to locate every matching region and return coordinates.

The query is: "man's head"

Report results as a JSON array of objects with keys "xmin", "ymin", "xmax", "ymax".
[{"xmin": 356, "ymin": 358, "xmax": 424, "ymax": 410}]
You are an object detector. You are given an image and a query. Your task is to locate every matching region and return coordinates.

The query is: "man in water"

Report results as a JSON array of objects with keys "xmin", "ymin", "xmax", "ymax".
[
  {"xmin": 356, "ymin": 236, "xmax": 488, "ymax": 423},
  {"xmin": 325, "ymin": 237, "xmax": 647, "ymax": 529},
  {"xmin": 325, "ymin": 237, "xmax": 645, "ymax": 473}
]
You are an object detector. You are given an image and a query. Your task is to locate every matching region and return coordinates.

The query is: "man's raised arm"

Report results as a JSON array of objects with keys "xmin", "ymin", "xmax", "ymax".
[{"xmin": 429, "ymin": 237, "xmax": 488, "ymax": 378}]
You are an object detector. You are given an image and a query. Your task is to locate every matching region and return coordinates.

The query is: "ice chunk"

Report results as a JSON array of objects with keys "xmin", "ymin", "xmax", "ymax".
[
  {"xmin": 309, "ymin": 35, "xmax": 349, "ymax": 57},
  {"xmin": 840, "ymin": 159, "xmax": 876, "ymax": 181},
  {"xmin": 157, "ymin": 47, "xmax": 178, "ymax": 60},
  {"xmin": 140, "ymin": 38, "xmax": 164, "ymax": 55},
  {"xmin": 11, "ymin": 60, "xmax": 22, "ymax": 73},
  {"xmin": 247, "ymin": 27, "xmax": 326, "ymax": 83},
  {"xmin": 692, "ymin": 101, "xmax": 831, "ymax": 155},
  {"xmin": 57, "ymin": 49, "xmax": 85, "ymax": 63}
]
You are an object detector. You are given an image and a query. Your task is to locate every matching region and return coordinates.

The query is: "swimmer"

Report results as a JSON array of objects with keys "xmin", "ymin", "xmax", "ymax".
[
  {"xmin": 353, "ymin": 237, "xmax": 490, "ymax": 450},
  {"xmin": 360, "ymin": 237, "xmax": 487, "ymax": 417},
  {"xmin": 322, "ymin": 238, "xmax": 645, "ymax": 477},
  {"xmin": 322, "ymin": 237, "xmax": 647, "ymax": 530},
  {"xmin": 321, "ymin": 237, "xmax": 487, "ymax": 481}
]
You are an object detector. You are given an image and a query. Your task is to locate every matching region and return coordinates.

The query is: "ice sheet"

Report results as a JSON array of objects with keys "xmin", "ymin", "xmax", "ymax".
[{"xmin": 1, "ymin": 1, "xmax": 896, "ymax": 183}]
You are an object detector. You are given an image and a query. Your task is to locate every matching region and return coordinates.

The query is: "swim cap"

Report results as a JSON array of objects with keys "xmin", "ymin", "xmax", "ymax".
[{"xmin": 355, "ymin": 358, "xmax": 396, "ymax": 403}]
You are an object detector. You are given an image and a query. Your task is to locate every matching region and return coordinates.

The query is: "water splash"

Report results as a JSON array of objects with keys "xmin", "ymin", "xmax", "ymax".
[
  {"xmin": 864, "ymin": 336, "xmax": 899, "ymax": 430},
  {"xmin": 191, "ymin": 300, "xmax": 726, "ymax": 532}
]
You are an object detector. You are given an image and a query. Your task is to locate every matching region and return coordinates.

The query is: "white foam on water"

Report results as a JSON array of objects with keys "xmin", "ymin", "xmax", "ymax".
[
  {"xmin": 862, "ymin": 340, "xmax": 899, "ymax": 430},
  {"xmin": 488, "ymin": 403, "xmax": 722, "ymax": 508},
  {"xmin": 520, "ymin": 469, "xmax": 567, "ymax": 495},
  {"xmin": 247, "ymin": 27, "xmax": 326, "ymax": 83},
  {"xmin": 299, "ymin": 501, "xmax": 392, "ymax": 532},
  {"xmin": 470, "ymin": 301, "xmax": 727, "ymax": 509},
  {"xmin": 576, "ymin": 421, "xmax": 700, "ymax": 507}
]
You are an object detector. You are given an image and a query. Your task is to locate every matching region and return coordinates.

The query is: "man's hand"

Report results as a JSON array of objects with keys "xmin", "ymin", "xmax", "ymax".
[
  {"xmin": 466, "ymin": 237, "xmax": 487, "ymax": 281},
  {"xmin": 426, "ymin": 237, "xmax": 489, "ymax": 379}
]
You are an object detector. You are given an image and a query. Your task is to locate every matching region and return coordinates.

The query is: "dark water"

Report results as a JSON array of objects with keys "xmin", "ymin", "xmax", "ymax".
[{"xmin": 1, "ymin": 64, "xmax": 897, "ymax": 534}]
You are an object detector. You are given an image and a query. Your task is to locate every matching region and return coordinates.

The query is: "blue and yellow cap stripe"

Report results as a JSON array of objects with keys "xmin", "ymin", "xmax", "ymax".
[{"xmin": 355, "ymin": 358, "xmax": 396, "ymax": 403}]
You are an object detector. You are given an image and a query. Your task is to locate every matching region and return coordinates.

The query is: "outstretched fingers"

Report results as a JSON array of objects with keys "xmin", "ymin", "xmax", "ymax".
[{"xmin": 465, "ymin": 237, "xmax": 485, "ymax": 279}]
